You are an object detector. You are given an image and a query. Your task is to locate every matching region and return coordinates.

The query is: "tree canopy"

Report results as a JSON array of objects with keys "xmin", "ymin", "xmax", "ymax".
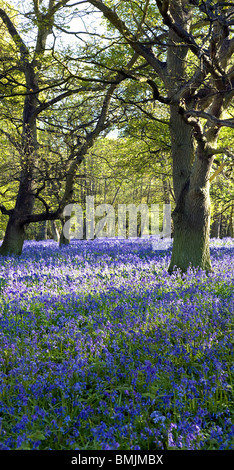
[{"xmin": 0, "ymin": 1, "xmax": 233, "ymax": 270}]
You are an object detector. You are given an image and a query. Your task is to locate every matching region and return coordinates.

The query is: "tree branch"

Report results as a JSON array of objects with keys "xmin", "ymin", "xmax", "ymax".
[
  {"xmin": 209, "ymin": 162, "xmax": 225, "ymax": 182},
  {"xmin": 34, "ymin": 85, "xmax": 103, "ymax": 117},
  {"xmin": 22, "ymin": 208, "xmax": 62, "ymax": 225},
  {"xmin": 88, "ymin": 0, "xmax": 166, "ymax": 80},
  {"xmin": 156, "ymin": 2, "xmax": 224, "ymax": 80},
  {"xmin": 0, "ymin": 204, "xmax": 14, "ymax": 216},
  {"xmin": 185, "ymin": 109, "xmax": 234, "ymax": 128},
  {"xmin": 0, "ymin": 9, "xmax": 29, "ymax": 66}
]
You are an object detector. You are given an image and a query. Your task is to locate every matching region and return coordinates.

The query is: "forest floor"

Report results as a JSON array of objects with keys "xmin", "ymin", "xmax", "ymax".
[{"xmin": 0, "ymin": 237, "xmax": 233, "ymax": 450}]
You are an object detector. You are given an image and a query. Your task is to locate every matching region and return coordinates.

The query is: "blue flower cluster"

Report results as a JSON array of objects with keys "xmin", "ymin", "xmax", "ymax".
[{"xmin": 0, "ymin": 237, "xmax": 233, "ymax": 450}]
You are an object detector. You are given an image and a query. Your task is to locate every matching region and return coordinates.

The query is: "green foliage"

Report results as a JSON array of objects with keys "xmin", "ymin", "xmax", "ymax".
[{"xmin": 0, "ymin": 0, "xmax": 233, "ymax": 242}]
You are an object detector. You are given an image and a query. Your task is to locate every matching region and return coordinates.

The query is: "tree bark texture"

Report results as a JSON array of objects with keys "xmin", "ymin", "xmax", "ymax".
[
  {"xmin": 168, "ymin": 151, "xmax": 213, "ymax": 272},
  {"xmin": 0, "ymin": 9, "xmax": 44, "ymax": 255},
  {"xmin": 167, "ymin": 1, "xmax": 212, "ymax": 272},
  {"xmin": 0, "ymin": 76, "xmax": 38, "ymax": 255}
]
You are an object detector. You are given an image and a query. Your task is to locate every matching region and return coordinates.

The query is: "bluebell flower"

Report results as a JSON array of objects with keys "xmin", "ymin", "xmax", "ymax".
[
  {"xmin": 0, "ymin": 237, "xmax": 233, "ymax": 449},
  {"xmin": 150, "ymin": 411, "xmax": 167, "ymax": 425}
]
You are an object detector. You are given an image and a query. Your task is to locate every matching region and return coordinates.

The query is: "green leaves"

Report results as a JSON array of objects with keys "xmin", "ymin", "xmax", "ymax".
[{"xmin": 28, "ymin": 430, "xmax": 46, "ymax": 441}]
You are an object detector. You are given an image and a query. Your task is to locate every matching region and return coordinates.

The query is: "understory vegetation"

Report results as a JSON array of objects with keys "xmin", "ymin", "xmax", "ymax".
[{"xmin": 0, "ymin": 238, "xmax": 233, "ymax": 450}]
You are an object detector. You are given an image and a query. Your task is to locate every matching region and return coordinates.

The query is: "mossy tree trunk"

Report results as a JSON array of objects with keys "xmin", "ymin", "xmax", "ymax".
[
  {"xmin": 166, "ymin": 0, "xmax": 228, "ymax": 273},
  {"xmin": 165, "ymin": 1, "xmax": 211, "ymax": 273},
  {"xmin": 168, "ymin": 148, "xmax": 213, "ymax": 273}
]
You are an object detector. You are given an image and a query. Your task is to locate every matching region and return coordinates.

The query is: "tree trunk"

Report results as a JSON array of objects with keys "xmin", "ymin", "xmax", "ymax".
[
  {"xmin": 0, "ymin": 8, "xmax": 51, "ymax": 256},
  {"xmin": 211, "ymin": 214, "xmax": 221, "ymax": 238},
  {"xmin": 0, "ymin": 213, "xmax": 25, "ymax": 255},
  {"xmin": 36, "ymin": 220, "xmax": 48, "ymax": 240},
  {"xmin": 166, "ymin": 1, "xmax": 213, "ymax": 273},
  {"xmin": 0, "ymin": 169, "xmax": 36, "ymax": 255},
  {"xmin": 0, "ymin": 60, "xmax": 38, "ymax": 255},
  {"xmin": 169, "ymin": 220, "xmax": 211, "ymax": 273},
  {"xmin": 59, "ymin": 216, "xmax": 70, "ymax": 246},
  {"xmin": 169, "ymin": 187, "xmax": 211, "ymax": 273},
  {"xmin": 169, "ymin": 148, "xmax": 213, "ymax": 273},
  {"xmin": 227, "ymin": 205, "xmax": 234, "ymax": 238},
  {"xmin": 51, "ymin": 220, "xmax": 60, "ymax": 242}
]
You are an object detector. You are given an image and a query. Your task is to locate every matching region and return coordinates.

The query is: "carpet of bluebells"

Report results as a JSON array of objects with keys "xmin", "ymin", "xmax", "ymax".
[{"xmin": 0, "ymin": 237, "xmax": 233, "ymax": 450}]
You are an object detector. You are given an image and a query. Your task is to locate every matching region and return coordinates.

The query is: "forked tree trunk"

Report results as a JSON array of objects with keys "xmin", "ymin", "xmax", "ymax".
[
  {"xmin": 0, "ymin": 30, "xmax": 38, "ymax": 255},
  {"xmin": 0, "ymin": 8, "xmax": 50, "ymax": 256},
  {"xmin": 166, "ymin": 1, "xmax": 212, "ymax": 273}
]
